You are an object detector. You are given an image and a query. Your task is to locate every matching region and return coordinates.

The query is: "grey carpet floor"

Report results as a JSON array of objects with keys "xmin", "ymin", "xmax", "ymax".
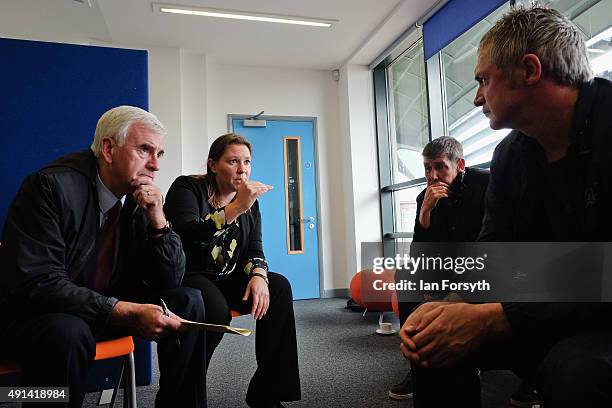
[
  {"xmin": 206, "ymin": 298, "xmax": 522, "ymax": 408},
  {"xmin": 5, "ymin": 298, "xmax": 522, "ymax": 407}
]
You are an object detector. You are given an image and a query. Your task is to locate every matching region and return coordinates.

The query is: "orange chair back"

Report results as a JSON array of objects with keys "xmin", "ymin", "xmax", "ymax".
[{"xmin": 349, "ymin": 269, "xmax": 396, "ymax": 312}]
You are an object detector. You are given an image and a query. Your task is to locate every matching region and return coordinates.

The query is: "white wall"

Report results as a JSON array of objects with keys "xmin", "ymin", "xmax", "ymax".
[
  {"xmin": 338, "ymin": 65, "xmax": 382, "ymax": 277},
  {"xmin": 147, "ymin": 48, "xmax": 208, "ymax": 192},
  {"xmin": 179, "ymin": 51, "xmax": 208, "ymax": 176},
  {"xmin": 147, "ymin": 47, "xmax": 183, "ymax": 194},
  {"xmin": 346, "ymin": 65, "xmax": 382, "ymax": 268},
  {"xmin": 337, "ymin": 65, "xmax": 359, "ymax": 285},
  {"xmin": 205, "ymin": 62, "xmax": 349, "ymax": 293}
]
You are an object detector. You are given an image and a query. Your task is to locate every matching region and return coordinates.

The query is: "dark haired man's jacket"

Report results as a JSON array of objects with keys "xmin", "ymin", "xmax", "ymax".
[
  {"xmin": 398, "ymin": 167, "xmax": 489, "ymax": 321},
  {"xmin": 413, "ymin": 167, "xmax": 490, "ymax": 242}
]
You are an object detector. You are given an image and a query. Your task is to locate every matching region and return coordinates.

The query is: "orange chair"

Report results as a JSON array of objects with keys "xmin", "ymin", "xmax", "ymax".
[
  {"xmin": 391, "ymin": 290, "xmax": 400, "ymax": 318},
  {"xmin": 350, "ymin": 269, "xmax": 397, "ymax": 333},
  {"xmin": 0, "ymin": 336, "xmax": 137, "ymax": 408},
  {"xmin": 349, "ymin": 269, "xmax": 396, "ymax": 313}
]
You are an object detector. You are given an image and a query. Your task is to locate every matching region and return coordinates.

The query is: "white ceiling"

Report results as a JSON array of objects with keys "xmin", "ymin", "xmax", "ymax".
[{"xmin": 0, "ymin": 0, "xmax": 439, "ymax": 69}]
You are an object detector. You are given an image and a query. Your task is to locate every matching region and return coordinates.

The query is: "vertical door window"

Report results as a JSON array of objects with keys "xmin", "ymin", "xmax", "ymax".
[{"xmin": 284, "ymin": 137, "xmax": 304, "ymax": 253}]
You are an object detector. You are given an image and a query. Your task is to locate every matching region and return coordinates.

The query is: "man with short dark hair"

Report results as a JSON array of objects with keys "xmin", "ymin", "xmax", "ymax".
[
  {"xmin": 0, "ymin": 106, "xmax": 207, "ymax": 408},
  {"xmin": 400, "ymin": 7, "xmax": 612, "ymax": 407},
  {"xmin": 390, "ymin": 136, "xmax": 489, "ymax": 400},
  {"xmin": 413, "ymin": 136, "xmax": 488, "ymax": 243}
]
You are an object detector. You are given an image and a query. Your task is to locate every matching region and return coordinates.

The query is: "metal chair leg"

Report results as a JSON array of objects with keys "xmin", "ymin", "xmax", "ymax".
[
  {"xmin": 126, "ymin": 351, "xmax": 137, "ymax": 408},
  {"xmin": 108, "ymin": 362, "xmax": 124, "ymax": 408}
]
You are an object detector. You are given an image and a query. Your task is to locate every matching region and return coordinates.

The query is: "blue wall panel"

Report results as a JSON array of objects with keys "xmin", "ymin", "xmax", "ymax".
[
  {"xmin": 0, "ymin": 38, "xmax": 148, "ymax": 234},
  {"xmin": 423, "ymin": 0, "xmax": 507, "ymax": 60}
]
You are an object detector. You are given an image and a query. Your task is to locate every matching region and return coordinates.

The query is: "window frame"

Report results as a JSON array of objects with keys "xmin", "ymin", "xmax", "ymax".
[{"xmin": 374, "ymin": 37, "xmax": 431, "ymax": 256}]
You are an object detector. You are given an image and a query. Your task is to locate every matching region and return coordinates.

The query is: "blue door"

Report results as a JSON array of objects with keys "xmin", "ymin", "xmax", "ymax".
[{"xmin": 232, "ymin": 117, "xmax": 320, "ymax": 300}]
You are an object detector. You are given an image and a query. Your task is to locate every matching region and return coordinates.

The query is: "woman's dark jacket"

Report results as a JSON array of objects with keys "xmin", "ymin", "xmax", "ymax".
[{"xmin": 164, "ymin": 175, "xmax": 268, "ymax": 279}]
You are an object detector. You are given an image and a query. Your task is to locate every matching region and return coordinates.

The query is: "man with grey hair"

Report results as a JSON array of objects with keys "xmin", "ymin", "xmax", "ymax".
[
  {"xmin": 400, "ymin": 7, "xmax": 612, "ymax": 408},
  {"xmin": 0, "ymin": 106, "xmax": 207, "ymax": 407}
]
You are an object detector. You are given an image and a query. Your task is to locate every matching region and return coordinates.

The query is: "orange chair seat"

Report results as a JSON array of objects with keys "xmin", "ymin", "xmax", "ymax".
[
  {"xmin": 95, "ymin": 336, "xmax": 135, "ymax": 361},
  {"xmin": 0, "ymin": 336, "xmax": 135, "ymax": 376}
]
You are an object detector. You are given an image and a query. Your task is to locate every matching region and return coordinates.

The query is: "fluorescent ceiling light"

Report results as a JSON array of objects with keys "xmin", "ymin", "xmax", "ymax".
[{"xmin": 153, "ymin": 3, "xmax": 336, "ymax": 28}]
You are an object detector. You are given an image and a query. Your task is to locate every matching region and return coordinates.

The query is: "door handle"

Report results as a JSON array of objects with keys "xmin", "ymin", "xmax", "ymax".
[{"xmin": 300, "ymin": 216, "xmax": 315, "ymax": 223}]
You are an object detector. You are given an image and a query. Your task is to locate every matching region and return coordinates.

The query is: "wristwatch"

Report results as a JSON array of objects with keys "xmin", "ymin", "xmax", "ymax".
[
  {"xmin": 251, "ymin": 272, "xmax": 269, "ymax": 285},
  {"xmin": 149, "ymin": 220, "xmax": 172, "ymax": 235}
]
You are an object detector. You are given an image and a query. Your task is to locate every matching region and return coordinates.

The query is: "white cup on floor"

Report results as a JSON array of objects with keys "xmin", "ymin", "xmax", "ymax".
[{"xmin": 378, "ymin": 322, "xmax": 393, "ymax": 334}]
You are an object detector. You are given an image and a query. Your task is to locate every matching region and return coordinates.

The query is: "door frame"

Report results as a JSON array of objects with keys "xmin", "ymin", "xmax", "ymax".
[{"xmin": 228, "ymin": 114, "xmax": 324, "ymax": 298}]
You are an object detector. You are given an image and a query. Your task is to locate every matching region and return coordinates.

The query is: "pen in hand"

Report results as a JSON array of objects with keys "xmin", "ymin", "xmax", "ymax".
[
  {"xmin": 160, "ymin": 298, "xmax": 181, "ymax": 347},
  {"xmin": 160, "ymin": 298, "xmax": 170, "ymax": 317}
]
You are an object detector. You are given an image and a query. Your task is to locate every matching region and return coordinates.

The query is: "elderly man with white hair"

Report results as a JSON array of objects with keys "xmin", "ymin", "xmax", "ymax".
[{"xmin": 0, "ymin": 106, "xmax": 207, "ymax": 408}]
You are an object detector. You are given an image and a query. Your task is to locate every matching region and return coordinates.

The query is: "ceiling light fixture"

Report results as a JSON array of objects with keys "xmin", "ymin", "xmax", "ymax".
[{"xmin": 153, "ymin": 3, "xmax": 336, "ymax": 28}]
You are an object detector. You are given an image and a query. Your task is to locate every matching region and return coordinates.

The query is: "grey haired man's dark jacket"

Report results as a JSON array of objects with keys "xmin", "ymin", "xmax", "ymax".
[
  {"xmin": 0, "ymin": 150, "xmax": 185, "ymax": 336},
  {"xmin": 478, "ymin": 77, "xmax": 612, "ymax": 337}
]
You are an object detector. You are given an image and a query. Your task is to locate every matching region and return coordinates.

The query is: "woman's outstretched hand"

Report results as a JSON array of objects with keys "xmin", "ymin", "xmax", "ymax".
[
  {"xmin": 226, "ymin": 176, "xmax": 272, "ymax": 223},
  {"xmin": 234, "ymin": 175, "xmax": 273, "ymax": 213}
]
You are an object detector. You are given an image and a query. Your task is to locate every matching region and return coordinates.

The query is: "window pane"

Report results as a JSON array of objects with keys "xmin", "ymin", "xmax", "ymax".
[
  {"xmin": 392, "ymin": 184, "xmax": 426, "ymax": 233},
  {"xmin": 441, "ymin": 2, "xmax": 511, "ymax": 167},
  {"xmin": 387, "ymin": 39, "xmax": 430, "ymax": 184},
  {"xmin": 566, "ymin": 0, "xmax": 612, "ymax": 79},
  {"xmin": 440, "ymin": 0, "xmax": 612, "ymax": 167}
]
